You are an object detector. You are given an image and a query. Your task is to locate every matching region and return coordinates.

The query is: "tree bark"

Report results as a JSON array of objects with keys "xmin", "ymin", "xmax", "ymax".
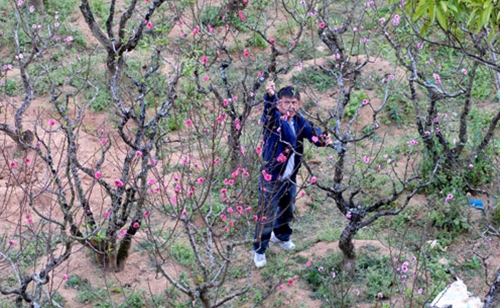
[
  {"xmin": 484, "ymin": 268, "xmax": 500, "ymax": 308},
  {"xmin": 339, "ymin": 223, "xmax": 358, "ymax": 276}
]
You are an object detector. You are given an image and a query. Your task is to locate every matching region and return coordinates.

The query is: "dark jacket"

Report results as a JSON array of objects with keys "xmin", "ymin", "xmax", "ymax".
[{"xmin": 261, "ymin": 93, "xmax": 326, "ymax": 181}]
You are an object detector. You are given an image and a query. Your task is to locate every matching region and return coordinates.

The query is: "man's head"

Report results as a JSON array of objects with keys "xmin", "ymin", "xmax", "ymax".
[{"xmin": 277, "ymin": 86, "xmax": 301, "ymax": 119}]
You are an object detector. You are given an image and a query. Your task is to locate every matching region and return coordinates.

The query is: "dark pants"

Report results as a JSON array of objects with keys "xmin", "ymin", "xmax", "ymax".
[{"xmin": 253, "ymin": 178, "xmax": 296, "ymax": 254}]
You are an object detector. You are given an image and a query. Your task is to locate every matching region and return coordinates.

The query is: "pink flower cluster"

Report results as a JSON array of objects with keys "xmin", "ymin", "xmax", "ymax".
[{"xmin": 393, "ymin": 14, "xmax": 400, "ymax": 26}]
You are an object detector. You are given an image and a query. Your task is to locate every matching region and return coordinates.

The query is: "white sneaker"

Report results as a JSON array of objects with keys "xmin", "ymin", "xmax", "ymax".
[
  {"xmin": 270, "ymin": 232, "xmax": 296, "ymax": 251},
  {"xmin": 254, "ymin": 252, "xmax": 266, "ymax": 268}
]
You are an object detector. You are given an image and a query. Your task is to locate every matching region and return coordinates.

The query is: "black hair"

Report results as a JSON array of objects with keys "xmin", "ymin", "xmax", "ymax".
[{"xmin": 277, "ymin": 86, "xmax": 300, "ymax": 101}]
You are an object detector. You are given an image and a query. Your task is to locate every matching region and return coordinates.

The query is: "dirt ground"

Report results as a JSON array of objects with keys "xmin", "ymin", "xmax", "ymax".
[{"xmin": 2, "ymin": 2, "xmax": 500, "ymax": 308}]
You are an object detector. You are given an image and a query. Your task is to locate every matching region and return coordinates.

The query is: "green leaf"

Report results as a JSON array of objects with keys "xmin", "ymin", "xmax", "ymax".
[
  {"xmin": 414, "ymin": 3, "xmax": 430, "ymax": 21},
  {"xmin": 436, "ymin": 8, "xmax": 448, "ymax": 30},
  {"xmin": 429, "ymin": 3, "xmax": 436, "ymax": 23},
  {"xmin": 420, "ymin": 19, "xmax": 431, "ymax": 36},
  {"xmin": 447, "ymin": 3, "xmax": 459, "ymax": 13},
  {"xmin": 439, "ymin": 1, "xmax": 448, "ymax": 13},
  {"xmin": 482, "ymin": 5, "xmax": 493, "ymax": 27}
]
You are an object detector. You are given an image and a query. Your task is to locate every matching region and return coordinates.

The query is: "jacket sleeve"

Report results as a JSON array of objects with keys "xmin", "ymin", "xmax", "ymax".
[
  {"xmin": 301, "ymin": 120, "xmax": 327, "ymax": 147},
  {"xmin": 261, "ymin": 94, "xmax": 290, "ymax": 135},
  {"xmin": 262, "ymin": 93, "xmax": 278, "ymax": 125}
]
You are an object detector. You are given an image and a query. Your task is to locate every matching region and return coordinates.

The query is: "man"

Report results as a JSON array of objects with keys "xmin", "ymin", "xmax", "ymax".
[{"xmin": 253, "ymin": 81, "xmax": 332, "ymax": 267}]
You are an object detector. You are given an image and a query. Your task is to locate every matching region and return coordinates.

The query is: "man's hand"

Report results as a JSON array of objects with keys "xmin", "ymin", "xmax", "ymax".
[
  {"xmin": 321, "ymin": 134, "xmax": 333, "ymax": 146},
  {"xmin": 266, "ymin": 81, "xmax": 276, "ymax": 97}
]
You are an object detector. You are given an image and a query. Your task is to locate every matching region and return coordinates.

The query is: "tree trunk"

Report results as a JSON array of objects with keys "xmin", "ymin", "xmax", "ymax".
[
  {"xmin": 339, "ymin": 223, "xmax": 357, "ymax": 276},
  {"xmin": 229, "ymin": 124, "xmax": 241, "ymax": 171},
  {"xmin": 484, "ymin": 267, "xmax": 500, "ymax": 308}
]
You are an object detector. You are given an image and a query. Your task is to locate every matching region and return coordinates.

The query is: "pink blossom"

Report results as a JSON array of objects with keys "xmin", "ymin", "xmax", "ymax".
[
  {"xmin": 445, "ymin": 194, "xmax": 453, "ymax": 202},
  {"xmin": 310, "ymin": 176, "xmax": 317, "ymax": 184},
  {"xmin": 306, "ymin": 261, "xmax": 312, "ymax": 267},
  {"xmin": 135, "ymin": 150, "xmax": 142, "ymax": 157},
  {"xmin": 9, "ymin": 161, "xmax": 17, "ymax": 169},
  {"xmin": 227, "ymin": 207, "xmax": 234, "ymax": 214},
  {"xmin": 243, "ymin": 49, "xmax": 249, "ymax": 58},
  {"xmin": 63, "ymin": 274, "xmax": 68, "ymax": 281},
  {"xmin": 201, "ymin": 55, "xmax": 208, "ymax": 64},
  {"xmin": 279, "ymin": 285, "xmax": 284, "ymax": 291},
  {"xmin": 378, "ymin": 292, "xmax": 383, "ymax": 298},
  {"xmin": 363, "ymin": 156, "xmax": 370, "ymax": 163},
  {"xmin": 277, "ymin": 153, "xmax": 288, "ymax": 163},
  {"xmin": 171, "ymin": 197, "xmax": 177, "ymax": 204},
  {"xmin": 48, "ymin": 119, "xmax": 56, "ymax": 126},
  {"xmin": 346, "ymin": 212, "xmax": 352, "ymax": 219},
  {"xmin": 245, "ymin": 206, "xmax": 252, "ymax": 212},
  {"xmin": 192, "ymin": 25, "xmax": 199, "ymax": 36},
  {"xmin": 318, "ymin": 266, "xmax": 324, "ymax": 272},
  {"xmin": 319, "ymin": 22, "xmax": 325, "ymax": 28},
  {"xmin": 238, "ymin": 10, "xmax": 245, "ymax": 21},
  {"xmin": 354, "ymin": 289, "xmax": 360, "ymax": 296},
  {"xmin": 409, "ymin": 139, "xmax": 418, "ymax": 146},
  {"xmin": 261, "ymin": 216, "xmax": 267, "ymax": 221},
  {"xmin": 146, "ymin": 22, "xmax": 153, "ymax": 29},
  {"xmin": 120, "ymin": 229, "xmax": 127, "ymax": 236},
  {"xmin": 94, "ymin": 170, "xmax": 102, "ymax": 179},
  {"xmin": 462, "ymin": 68, "xmax": 468, "ymax": 75},
  {"xmin": 221, "ymin": 214, "xmax": 227, "ymax": 221},
  {"xmin": 148, "ymin": 178, "xmax": 155, "ymax": 185},
  {"xmin": 311, "ymin": 136, "xmax": 319, "ymax": 143},
  {"xmin": 362, "ymin": 99, "xmax": 369, "ymax": 105},
  {"xmin": 182, "ymin": 209, "xmax": 187, "ymax": 216},
  {"xmin": 144, "ymin": 211, "xmax": 149, "ymax": 217},
  {"xmin": 288, "ymin": 279, "xmax": 294, "ymax": 285},
  {"xmin": 264, "ymin": 174, "xmax": 272, "ymax": 181},
  {"xmin": 133, "ymin": 222, "xmax": 140, "ymax": 228},
  {"xmin": 196, "ymin": 177, "xmax": 205, "ymax": 184},
  {"xmin": 114, "ymin": 179, "xmax": 124, "ymax": 187},
  {"xmin": 8, "ymin": 239, "xmax": 15, "ymax": 245},
  {"xmin": 256, "ymin": 146, "xmax": 262, "ymax": 156},
  {"xmin": 418, "ymin": 288, "xmax": 423, "ymax": 294},
  {"xmin": 185, "ymin": 119, "xmax": 193, "ymax": 126},
  {"xmin": 269, "ymin": 38, "xmax": 276, "ymax": 44}
]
